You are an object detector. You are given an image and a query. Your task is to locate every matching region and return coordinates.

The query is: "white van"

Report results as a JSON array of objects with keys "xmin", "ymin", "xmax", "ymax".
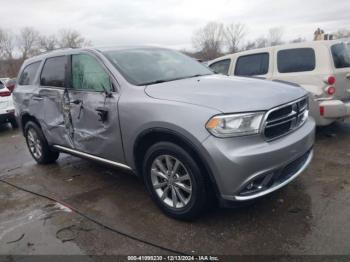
[{"xmin": 208, "ymin": 40, "xmax": 350, "ymax": 126}]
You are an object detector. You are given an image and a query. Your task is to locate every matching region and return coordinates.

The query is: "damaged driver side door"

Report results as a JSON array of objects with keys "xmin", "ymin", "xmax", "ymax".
[{"xmin": 67, "ymin": 52, "xmax": 124, "ymax": 163}]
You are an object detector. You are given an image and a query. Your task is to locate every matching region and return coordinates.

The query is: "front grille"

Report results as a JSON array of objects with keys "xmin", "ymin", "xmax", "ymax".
[{"xmin": 264, "ymin": 97, "xmax": 308, "ymax": 140}]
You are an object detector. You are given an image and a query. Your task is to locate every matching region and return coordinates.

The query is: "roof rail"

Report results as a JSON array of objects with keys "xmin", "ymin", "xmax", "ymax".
[{"xmin": 39, "ymin": 47, "xmax": 74, "ymax": 56}]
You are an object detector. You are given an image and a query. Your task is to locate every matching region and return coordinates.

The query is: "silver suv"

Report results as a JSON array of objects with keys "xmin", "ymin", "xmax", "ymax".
[{"xmin": 13, "ymin": 47, "xmax": 315, "ymax": 219}]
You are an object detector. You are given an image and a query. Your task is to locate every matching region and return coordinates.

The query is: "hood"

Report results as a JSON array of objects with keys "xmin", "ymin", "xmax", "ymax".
[{"xmin": 145, "ymin": 75, "xmax": 307, "ymax": 113}]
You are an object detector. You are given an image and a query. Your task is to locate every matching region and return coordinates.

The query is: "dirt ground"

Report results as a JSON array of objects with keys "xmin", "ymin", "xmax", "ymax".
[{"xmin": 0, "ymin": 119, "xmax": 349, "ymax": 256}]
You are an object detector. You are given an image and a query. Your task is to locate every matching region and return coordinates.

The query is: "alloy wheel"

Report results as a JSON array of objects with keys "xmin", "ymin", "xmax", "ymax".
[
  {"xmin": 27, "ymin": 128, "xmax": 42, "ymax": 159},
  {"xmin": 150, "ymin": 155, "xmax": 192, "ymax": 209}
]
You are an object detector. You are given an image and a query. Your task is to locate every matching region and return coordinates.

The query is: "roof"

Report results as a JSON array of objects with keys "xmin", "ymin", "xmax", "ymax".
[
  {"xmin": 209, "ymin": 38, "xmax": 350, "ymax": 64},
  {"xmin": 22, "ymin": 45, "xmax": 171, "ymax": 66}
]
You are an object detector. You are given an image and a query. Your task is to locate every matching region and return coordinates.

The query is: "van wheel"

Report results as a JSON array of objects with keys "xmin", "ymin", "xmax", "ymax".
[
  {"xmin": 24, "ymin": 122, "xmax": 59, "ymax": 164},
  {"xmin": 143, "ymin": 142, "xmax": 208, "ymax": 220}
]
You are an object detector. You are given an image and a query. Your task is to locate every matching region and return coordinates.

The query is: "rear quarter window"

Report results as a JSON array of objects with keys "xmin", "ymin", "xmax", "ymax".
[
  {"xmin": 331, "ymin": 43, "xmax": 350, "ymax": 68},
  {"xmin": 277, "ymin": 48, "xmax": 315, "ymax": 73},
  {"xmin": 18, "ymin": 62, "xmax": 41, "ymax": 85},
  {"xmin": 234, "ymin": 53, "xmax": 269, "ymax": 76},
  {"xmin": 40, "ymin": 56, "xmax": 68, "ymax": 87}
]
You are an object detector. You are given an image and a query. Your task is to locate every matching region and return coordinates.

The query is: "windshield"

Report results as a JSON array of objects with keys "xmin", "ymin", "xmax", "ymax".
[
  {"xmin": 331, "ymin": 43, "xmax": 350, "ymax": 68},
  {"xmin": 103, "ymin": 48, "xmax": 213, "ymax": 85},
  {"xmin": 0, "ymin": 82, "xmax": 4, "ymax": 90}
]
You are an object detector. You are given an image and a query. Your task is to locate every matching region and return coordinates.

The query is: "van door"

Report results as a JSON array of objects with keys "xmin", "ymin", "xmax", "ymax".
[
  {"xmin": 67, "ymin": 52, "xmax": 124, "ymax": 163},
  {"xmin": 330, "ymin": 42, "xmax": 350, "ymax": 101}
]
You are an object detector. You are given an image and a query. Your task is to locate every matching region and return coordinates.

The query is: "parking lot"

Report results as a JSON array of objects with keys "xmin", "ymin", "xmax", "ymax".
[{"xmin": 0, "ymin": 119, "xmax": 349, "ymax": 256}]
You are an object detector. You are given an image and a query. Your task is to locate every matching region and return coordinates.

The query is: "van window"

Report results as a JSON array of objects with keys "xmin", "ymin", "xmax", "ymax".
[
  {"xmin": 18, "ymin": 62, "xmax": 40, "ymax": 85},
  {"xmin": 40, "ymin": 56, "xmax": 67, "ymax": 87},
  {"xmin": 277, "ymin": 48, "xmax": 315, "ymax": 73},
  {"xmin": 209, "ymin": 59, "xmax": 231, "ymax": 75},
  {"xmin": 235, "ymin": 53, "xmax": 269, "ymax": 76},
  {"xmin": 331, "ymin": 43, "xmax": 350, "ymax": 68},
  {"xmin": 72, "ymin": 54, "xmax": 111, "ymax": 92}
]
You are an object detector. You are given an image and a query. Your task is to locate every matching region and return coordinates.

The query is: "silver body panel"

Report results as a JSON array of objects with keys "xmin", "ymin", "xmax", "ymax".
[{"xmin": 13, "ymin": 47, "xmax": 315, "ymax": 203}]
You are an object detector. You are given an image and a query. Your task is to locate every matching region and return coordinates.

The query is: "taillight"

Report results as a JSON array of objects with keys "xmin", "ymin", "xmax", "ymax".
[
  {"xmin": 327, "ymin": 76, "xmax": 336, "ymax": 85},
  {"xmin": 326, "ymin": 86, "xmax": 336, "ymax": 95},
  {"xmin": 320, "ymin": 106, "xmax": 325, "ymax": 116},
  {"xmin": 0, "ymin": 91, "xmax": 11, "ymax": 97}
]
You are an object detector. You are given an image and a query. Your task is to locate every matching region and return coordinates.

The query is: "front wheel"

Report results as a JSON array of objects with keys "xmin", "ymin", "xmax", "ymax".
[
  {"xmin": 24, "ymin": 122, "xmax": 59, "ymax": 164},
  {"xmin": 143, "ymin": 142, "xmax": 209, "ymax": 220}
]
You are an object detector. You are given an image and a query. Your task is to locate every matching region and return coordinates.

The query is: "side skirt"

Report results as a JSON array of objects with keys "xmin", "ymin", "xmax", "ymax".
[{"xmin": 52, "ymin": 145, "xmax": 133, "ymax": 171}]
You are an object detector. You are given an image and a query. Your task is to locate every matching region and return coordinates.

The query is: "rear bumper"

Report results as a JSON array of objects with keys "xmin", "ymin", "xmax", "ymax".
[
  {"xmin": 319, "ymin": 99, "xmax": 350, "ymax": 119},
  {"xmin": 0, "ymin": 111, "xmax": 16, "ymax": 123}
]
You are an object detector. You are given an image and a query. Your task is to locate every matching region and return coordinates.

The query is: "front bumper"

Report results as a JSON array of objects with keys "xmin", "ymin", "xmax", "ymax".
[{"xmin": 201, "ymin": 118, "xmax": 315, "ymax": 202}]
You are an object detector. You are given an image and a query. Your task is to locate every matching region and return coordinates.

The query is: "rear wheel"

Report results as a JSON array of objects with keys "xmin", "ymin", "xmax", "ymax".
[
  {"xmin": 24, "ymin": 121, "xmax": 59, "ymax": 164},
  {"xmin": 143, "ymin": 142, "xmax": 208, "ymax": 220}
]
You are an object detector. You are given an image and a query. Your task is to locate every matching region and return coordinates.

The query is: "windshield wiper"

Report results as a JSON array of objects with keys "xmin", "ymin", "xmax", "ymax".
[
  {"xmin": 142, "ymin": 79, "xmax": 168, "ymax": 85},
  {"xmin": 142, "ymin": 73, "xmax": 213, "ymax": 86}
]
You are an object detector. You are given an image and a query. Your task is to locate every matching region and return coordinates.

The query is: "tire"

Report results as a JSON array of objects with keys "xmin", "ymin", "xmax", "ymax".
[
  {"xmin": 143, "ymin": 141, "xmax": 208, "ymax": 220},
  {"xmin": 24, "ymin": 121, "xmax": 59, "ymax": 164},
  {"xmin": 10, "ymin": 119, "xmax": 18, "ymax": 129}
]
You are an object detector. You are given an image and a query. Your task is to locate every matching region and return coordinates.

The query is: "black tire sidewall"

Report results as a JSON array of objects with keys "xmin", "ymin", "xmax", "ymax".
[
  {"xmin": 24, "ymin": 122, "xmax": 57, "ymax": 164},
  {"xmin": 143, "ymin": 142, "xmax": 207, "ymax": 220}
]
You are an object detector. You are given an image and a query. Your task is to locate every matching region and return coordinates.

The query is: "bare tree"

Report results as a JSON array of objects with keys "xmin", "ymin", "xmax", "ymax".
[
  {"xmin": 17, "ymin": 27, "xmax": 40, "ymax": 59},
  {"xmin": 39, "ymin": 35, "xmax": 58, "ymax": 52},
  {"xmin": 0, "ymin": 29, "xmax": 15, "ymax": 59},
  {"xmin": 268, "ymin": 27, "xmax": 284, "ymax": 46},
  {"xmin": 224, "ymin": 23, "xmax": 246, "ymax": 53},
  {"xmin": 333, "ymin": 28, "xmax": 350, "ymax": 39},
  {"xmin": 58, "ymin": 29, "xmax": 91, "ymax": 48},
  {"xmin": 242, "ymin": 41, "xmax": 257, "ymax": 51},
  {"xmin": 255, "ymin": 36, "xmax": 269, "ymax": 48},
  {"xmin": 290, "ymin": 37, "xmax": 306, "ymax": 43},
  {"xmin": 192, "ymin": 22, "xmax": 224, "ymax": 60}
]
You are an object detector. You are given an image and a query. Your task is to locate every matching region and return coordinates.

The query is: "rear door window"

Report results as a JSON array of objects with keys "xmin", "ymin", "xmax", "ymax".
[
  {"xmin": 234, "ymin": 53, "xmax": 269, "ymax": 76},
  {"xmin": 277, "ymin": 48, "xmax": 315, "ymax": 73},
  {"xmin": 18, "ymin": 62, "xmax": 41, "ymax": 85},
  {"xmin": 209, "ymin": 59, "xmax": 231, "ymax": 75},
  {"xmin": 331, "ymin": 43, "xmax": 350, "ymax": 68},
  {"xmin": 40, "ymin": 56, "xmax": 68, "ymax": 87}
]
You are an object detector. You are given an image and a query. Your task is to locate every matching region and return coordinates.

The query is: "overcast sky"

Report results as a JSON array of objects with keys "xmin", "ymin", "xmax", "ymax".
[{"xmin": 1, "ymin": 0, "xmax": 349, "ymax": 50}]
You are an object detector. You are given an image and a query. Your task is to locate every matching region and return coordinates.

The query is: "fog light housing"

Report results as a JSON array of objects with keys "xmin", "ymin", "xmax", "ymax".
[{"xmin": 239, "ymin": 173, "xmax": 274, "ymax": 196}]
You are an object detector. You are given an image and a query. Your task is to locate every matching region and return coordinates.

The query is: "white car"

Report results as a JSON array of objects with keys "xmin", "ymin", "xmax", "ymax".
[
  {"xmin": 208, "ymin": 39, "xmax": 350, "ymax": 126},
  {"xmin": 0, "ymin": 80, "xmax": 17, "ymax": 128},
  {"xmin": 0, "ymin": 78, "xmax": 10, "ymax": 84}
]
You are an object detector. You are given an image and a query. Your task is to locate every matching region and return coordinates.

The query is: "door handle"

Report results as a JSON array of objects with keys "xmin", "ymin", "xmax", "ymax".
[
  {"xmin": 346, "ymin": 73, "xmax": 350, "ymax": 79},
  {"xmin": 70, "ymin": 99, "xmax": 82, "ymax": 105},
  {"xmin": 95, "ymin": 107, "xmax": 108, "ymax": 122},
  {"xmin": 33, "ymin": 96, "xmax": 43, "ymax": 101}
]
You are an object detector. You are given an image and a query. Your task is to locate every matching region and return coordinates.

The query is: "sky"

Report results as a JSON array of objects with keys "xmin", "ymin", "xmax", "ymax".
[{"xmin": 0, "ymin": 0, "xmax": 349, "ymax": 51}]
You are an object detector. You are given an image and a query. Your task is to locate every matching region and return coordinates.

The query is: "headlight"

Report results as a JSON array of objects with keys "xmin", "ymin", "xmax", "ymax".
[{"xmin": 206, "ymin": 112, "xmax": 265, "ymax": 138}]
